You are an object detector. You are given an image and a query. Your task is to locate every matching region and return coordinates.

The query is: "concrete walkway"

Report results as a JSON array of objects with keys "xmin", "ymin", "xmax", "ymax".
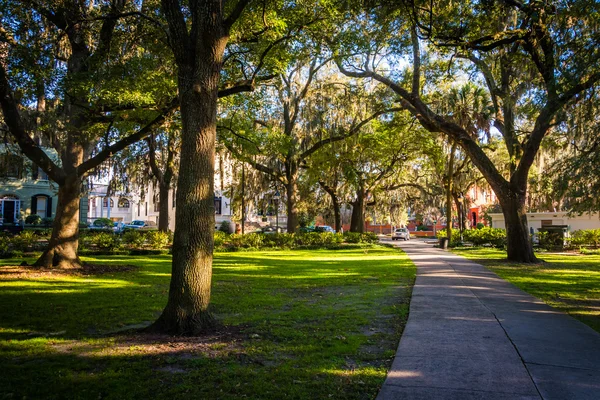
[{"xmin": 378, "ymin": 238, "xmax": 600, "ymax": 400}]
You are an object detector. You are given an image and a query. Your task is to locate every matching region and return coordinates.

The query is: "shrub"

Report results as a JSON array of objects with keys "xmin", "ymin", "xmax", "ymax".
[
  {"xmin": 25, "ymin": 215, "xmax": 42, "ymax": 225},
  {"xmin": 262, "ymin": 233, "xmax": 295, "ymax": 248},
  {"xmin": 218, "ymin": 220, "xmax": 232, "ymax": 233},
  {"xmin": 146, "ymin": 231, "xmax": 170, "ymax": 249},
  {"xmin": 214, "ymin": 230, "xmax": 228, "ymax": 248},
  {"xmin": 361, "ymin": 232, "xmax": 379, "ymax": 243},
  {"xmin": 122, "ymin": 230, "xmax": 146, "ymax": 248},
  {"xmin": 570, "ymin": 229, "xmax": 600, "ymax": 248},
  {"xmin": 343, "ymin": 232, "xmax": 362, "ymax": 243},
  {"xmin": 93, "ymin": 232, "xmax": 120, "ymax": 250},
  {"xmin": 92, "ymin": 218, "xmax": 113, "ymax": 228},
  {"xmin": 462, "ymin": 227, "xmax": 506, "ymax": 247},
  {"xmin": 0, "ymin": 235, "xmax": 11, "ymax": 256},
  {"xmin": 476, "ymin": 222, "xmax": 485, "ymax": 229},
  {"xmin": 41, "ymin": 217, "xmax": 54, "ymax": 227},
  {"xmin": 12, "ymin": 231, "xmax": 39, "ymax": 252},
  {"xmin": 228, "ymin": 233, "xmax": 264, "ymax": 249},
  {"xmin": 78, "ymin": 233, "xmax": 93, "ymax": 251}
]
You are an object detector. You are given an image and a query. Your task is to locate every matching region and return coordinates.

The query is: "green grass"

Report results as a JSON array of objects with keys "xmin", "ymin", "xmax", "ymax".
[
  {"xmin": 452, "ymin": 247, "xmax": 600, "ymax": 333},
  {"xmin": 0, "ymin": 247, "xmax": 415, "ymax": 400}
]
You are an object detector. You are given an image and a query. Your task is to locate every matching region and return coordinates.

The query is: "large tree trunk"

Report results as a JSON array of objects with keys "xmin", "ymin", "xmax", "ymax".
[
  {"xmin": 350, "ymin": 184, "xmax": 365, "ymax": 233},
  {"xmin": 151, "ymin": 53, "xmax": 223, "ymax": 333},
  {"xmin": 499, "ymin": 192, "xmax": 537, "ymax": 263},
  {"xmin": 158, "ymin": 179, "xmax": 171, "ymax": 232},
  {"xmin": 319, "ymin": 181, "xmax": 341, "ymax": 232},
  {"xmin": 446, "ymin": 142, "xmax": 457, "ymax": 242},
  {"xmin": 285, "ymin": 178, "xmax": 299, "ymax": 233},
  {"xmin": 34, "ymin": 176, "xmax": 82, "ymax": 269}
]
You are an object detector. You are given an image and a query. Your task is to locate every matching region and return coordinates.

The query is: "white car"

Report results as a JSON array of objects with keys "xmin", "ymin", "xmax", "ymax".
[{"xmin": 392, "ymin": 228, "xmax": 410, "ymax": 241}]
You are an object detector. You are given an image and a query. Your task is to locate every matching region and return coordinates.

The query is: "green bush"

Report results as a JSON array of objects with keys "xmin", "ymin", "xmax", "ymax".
[
  {"xmin": 218, "ymin": 220, "xmax": 232, "ymax": 233},
  {"xmin": 214, "ymin": 230, "xmax": 228, "ymax": 248},
  {"xmin": 570, "ymin": 229, "xmax": 600, "ymax": 248},
  {"xmin": 93, "ymin": 232, "xmax": 120, "ymax": 251},
  {"xmin": 41, "ymin": 217, "xmax": 54, "ymax": 227},
  {"xmin": 146, "ymin": 231, "xmax": 170, "ymax": 249},
  {"xmin": 92, "ymin": 218, "xmax": 113, "ymax": 228},
  {"xmin": 343, "ymin": 232, "xmax": 362, "ymax": 243},
  {"xmin": 12, "ymin": 231, "xmax": 39, "ymax": 252},
  {"xmin": 228, "ymin": 233, "xmax": 264, "ymax": 249},
  {"xmin": 25, "ymin": 215, "xmax": 42, "ymax": 225},
  {"xmin": 122, "ymin": 230, "xmax": 146, "ymax": 248},
  {"xmin": 262, "ymin": 233, "xmax": 296, "ymax": 248},
  {"xmin": 361, "ymin": 232, "xmax": 379, "ymax": 243},
  {"xmin": 0, "ymin": 235, "xmax": 11, "ymax": 256},
  {"xmin": 462, "ymin": 227, "xmax": 506, "ymax": 247}
]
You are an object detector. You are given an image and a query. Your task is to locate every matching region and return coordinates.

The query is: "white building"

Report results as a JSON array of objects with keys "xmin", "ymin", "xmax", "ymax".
[
  {"xmin": 86, "ymin": 181, "xmax": 233, "ymax": 232},
  {"xmin": 489, "ymin": 212, "xmax": 600, "ymax": 232}
]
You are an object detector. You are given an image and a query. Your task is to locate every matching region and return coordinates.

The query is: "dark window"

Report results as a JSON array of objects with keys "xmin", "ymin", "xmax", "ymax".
[
  {"xmin": 145, "ymin": 202, "xmax": 148, "ymax": 216},
  {"xmin": 214, "ymin": 197, "xmax": 222, "ymax": 215},
  {"xmin": 154, "ymin": 201, "xmax": 160, "ymax": 212},
  {"xmin": 102, "ymin": 198, "xmax": 114, "ymax": 208},
  {"xmin": 118, "ymin": 198, "xmax": 130, "ymax": 208},
  {"xmin": 541, "ymin": 220, "xmax": 553, "ymax": 227},
  {"xmin": 0, "ymin": 155, "xmax": 23, "ymax": 179}
]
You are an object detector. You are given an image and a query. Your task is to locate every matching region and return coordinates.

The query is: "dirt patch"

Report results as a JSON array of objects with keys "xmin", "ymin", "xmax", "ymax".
[{"xmin": 0, "ymin": 263, "xmax": 139, "ymax": 278}]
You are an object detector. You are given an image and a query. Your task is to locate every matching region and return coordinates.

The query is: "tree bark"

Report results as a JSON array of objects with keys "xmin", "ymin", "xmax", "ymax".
[
  {"xmin": 34, "ymin": 176, "xmax": 82, "ymax": 269},
  {"xmin": 285, "ymin": 179, "xmax": 299, "ymax": 233},
  {"xmin": 499, "ymin": 191, "xmax": 537, "ymax": 263},
  {"xmin": 319, "ymin": 182, "xmax": 341, "ymax": 233},
  {"xmin": 350, "ymin": 184, "xmax": 365, "ymax": 233},
  {"xmin": 158, "ymin": 179, "xmax": 171, "ymax": 232},
  {"xmin": 446, "ymin": 142, "xmax": 457, "ymax": 242},
  {"xmin": 150, "ymin": 9, "xmax": 227, "ymax": 330}
]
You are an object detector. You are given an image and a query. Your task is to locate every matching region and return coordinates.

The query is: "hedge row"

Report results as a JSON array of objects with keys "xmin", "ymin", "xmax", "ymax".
[
  {"xmin": 437, "ymin": 227, "xmax": 507, "ymax": 247},
  {"xmin": 79, "ymin": 230, "xmax": 172, "ymax": 251},
  {"xmin": 214, "ymin": 231, "xmax": 379, "ymax": 251}
]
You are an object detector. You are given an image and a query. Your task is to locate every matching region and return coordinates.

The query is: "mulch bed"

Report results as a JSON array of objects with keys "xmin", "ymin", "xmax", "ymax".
[{"xmin": 0, "ymin": 263, "xmax": 139, "ymax": 278}]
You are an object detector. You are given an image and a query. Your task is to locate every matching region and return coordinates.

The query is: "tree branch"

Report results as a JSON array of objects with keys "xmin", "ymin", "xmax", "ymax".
[
  {"xmin": 78, "ymin": 98, "xmax": 178, "ymax": 175},
  {"xmin": 300, "ymin": 107, "xmax": 404, "ymax": 159},
  {"xmin": 0, "ymin": 62, "xmax": 65, "ymax": 183}
]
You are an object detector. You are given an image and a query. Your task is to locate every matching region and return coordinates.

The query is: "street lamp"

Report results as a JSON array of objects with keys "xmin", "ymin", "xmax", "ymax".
[{"xmin": 273, "ymin": 190, "xmax": 280, "ymax": 232}]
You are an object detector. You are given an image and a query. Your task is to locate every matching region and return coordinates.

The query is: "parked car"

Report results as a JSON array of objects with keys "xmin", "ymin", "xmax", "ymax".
[
  {"xmin": 392, "ymin": 227, "xmax": 410, "ymax": 241},
  {"xmin": 252, "ymin": 226, "xmax": 285, "ymax": 234},
  {"xmin": 89, "ymin": 218, "xmax": 113, "ymax": 231},
  {"xmin": 314, "ymin": 225, "xmax": 335, "ymax": 233},
  {"xmin": 123, "ymin": 220, "xmax": 157, "ymax": 231},
  {"xmin": 113, "ymin": 221, "xmax": 125, "ymax": 234}
]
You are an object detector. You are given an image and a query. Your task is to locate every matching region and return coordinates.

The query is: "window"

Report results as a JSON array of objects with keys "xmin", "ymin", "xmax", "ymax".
[
  {"xmin": 138, "ymin": 202, "xmax": 141, "ymax": 216},
  {"xmin": 154, "ymin": 201, "xmax": 160, "ymax": 212},
  {"xmin": 36, "ymin": 196, "xmax": 47, "ymax": 217},
  {"xmin": 37, "ymin": 168, "xmax": 49, "ymax": 180},
  {"xmin": 214, "ymin": 197, "xmax": 222, "ymax": 215},
  {"xmin": 30, "ymin": 194, "xmax": 51, "ymax": 218},
  {"xmin": 172, "ymin": 190, "xmax": 176, "ymax": 208},
  {"xmin": 102, "ymin": 198, "xmax": 114, "ymax": 208},
  {"xmin": 118, "ymin": 198, "xmax": 130, "ymax": 208},
  {"xmin": 541, "ymin": 220, "xmax": 553, "ymax": 227},
  {"xmin": 0, "ymin": 155, "xmax": 23, "ymax": 179}
]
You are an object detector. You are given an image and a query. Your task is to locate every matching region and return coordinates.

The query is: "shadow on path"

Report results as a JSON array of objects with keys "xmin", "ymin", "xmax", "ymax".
[{"xmin": 378, "ymin": 238, "xmax": 600, "ymax": 400}]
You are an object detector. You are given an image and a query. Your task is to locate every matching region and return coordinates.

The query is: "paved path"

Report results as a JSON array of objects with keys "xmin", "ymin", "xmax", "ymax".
[{"xmin": 378, "ymin": 238, "xmax": 600, "ymax": 400}]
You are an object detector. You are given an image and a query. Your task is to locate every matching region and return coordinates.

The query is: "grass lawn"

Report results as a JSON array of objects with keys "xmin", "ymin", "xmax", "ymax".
[
  {"xmin": 452, "ymin": 247, "xmax": 600, "ymax": 333},
  {"xmin": 0, "ymin": 246, "xmax": 415, "ymax": 400}
]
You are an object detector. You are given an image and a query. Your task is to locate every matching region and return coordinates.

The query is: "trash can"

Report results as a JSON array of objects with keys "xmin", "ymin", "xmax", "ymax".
[{"xmin": 439, "ymin": 237, "xmax": 449, "ymax": 249}]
